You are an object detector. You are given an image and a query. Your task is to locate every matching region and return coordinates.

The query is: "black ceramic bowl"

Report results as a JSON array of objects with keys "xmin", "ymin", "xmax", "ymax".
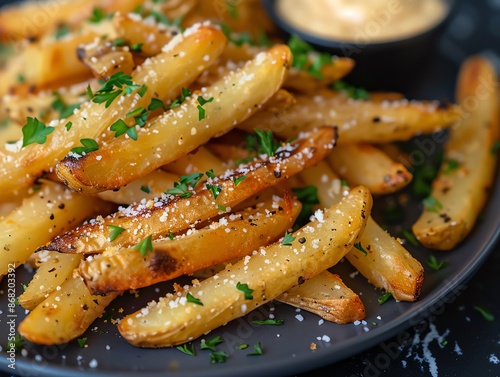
[{"xmin": 261, "ymin": 0, "xmax": 457, "ymax": 92}]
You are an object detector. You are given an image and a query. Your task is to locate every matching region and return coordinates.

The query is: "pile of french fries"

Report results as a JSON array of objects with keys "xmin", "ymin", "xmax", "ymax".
[{"xmin": 0, "ymin": 0, "xmax": 498, "ymax": 349}]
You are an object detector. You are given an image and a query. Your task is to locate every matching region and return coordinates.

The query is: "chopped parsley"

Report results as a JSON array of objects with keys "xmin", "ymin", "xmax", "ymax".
[
  {"xmin": 474, "ymin": 306, "xmax": 494, "ymax": 321},
  {"xmin": 412, "ymin": 161, "xmax": 439, "ymax": 198},
  {"xmin": 186, "ymin": 292, "xmax": 203, "ymax": 306},
  {"xmin": 236, "ymin": 282, "xmax": 254, "ymax": 300},
  {"xmin": 402, "ymin": 229, "xmax": 420, "ymax": 247},
  {"xmin": 112, "ymin": 38, "xmax": 126, "ymax": 47},
  {"xmin": 17, "ymin": 73, "xmax": 25, "ymax": 83},
  {"xmin": 426, "ymin": 255, "xmax": 448, "ymax": 271},
  {"xmin": 110, "ymin": 119, "xmax": 137, "ymax": 140},
  {"xmin": 21, "ymin": 117, "xmax": 54, "ymax": 147},
  {"xmin": 219, "ymin": 24, "xmax": 271, "ymax": 47},
  {"xmin": 251, "ymin": 319, "xmax": 284, "ymax": 326},
  {"xmin": 133, "ymin": 235, "xmax": 153, "ymax": 257},
  {"xmin": 148, "ymin": 98, "xmax": 166, "ymax": 111},
  {"xmin": 107, "ymin": 225, "xmax": 126, "ymax": 242},
  {"xmin": 205, "ymin": 169, "xmax": 216, "ymax": 179},
  {"xmin": 206, "ymin": 183, "xmax": 222, "ymax": 199},
  {"xmin": 7, "ymin": 333, "xmax": 24, "ymax": 352},
  {"xmin": 491, "ymin": 140, "xmax": 500, "ymax": 154},
  {"xmin": 233, "ymin": 175, "xmax": 246, "ymax": 185},
  {"xmin": 200, "ymin": 336, "xmax": 223, "ymax": 352},
  {"xmin": 226, "ymin": 0, "xmax": 238, "ymax": 18},
  {"xmin": 247, "ymin": 342, "xmax": 263, "ymax": 356},
  {"xmin": 281, "ymin": 231, "xmax": 295, "ymax": 246},
  {"xmin": 130, "ymin": 43, "xmax": 143, "ymax": 53},
  {"xmin": 51, "ymin": 92, "xmax": 81, "ymax": 119},
  {"xmin": 91, "ymin": 71, "xmax": 141, "ymax": 108},
  {"xmin": 443, "ymin": 158, "xmax": 460, "ymax": 174},
  {"xmin": 217, "ymin": 204, "xmax": 226, "ymax": 212},
  {"xmin": 354, "ymin": 242, "xmax": 367, "ymax": 256},
  {"xmin": 378, "ymin": 292, "xmax": 393, "ymax": 305},
  {"xmin": 70, "ymin": 138, "xmax": 99, "ymax": 155},
  {"xmin": 197, "ymin": 95, "xmax": 214, "ymax": 121},
  {"xmin": 236, "ymin": 343, "xmax": 248, "ymax": 350},
  {"xmin": 176, "ymin": 343, "xmax": 196, "ymax": 356},
  {"xmin": 292, "ymin": 185, "xmax": 320, "ymax": 230},
  {"xmin": 77, "ymin": 337, "xmax": 87, "ymax": 348},
  {"xmin": 65, "ymin": 121, "xmax": 73, "ymax": 131},
  {"xmin": 210, "ymin": 351, "xmax": 228, "ymax": 363},
  {"xmin": 332, "ymin": 80, "xmax": 370, "ymax": 100},
  {"xmin": 137, "ymin": 84, "xmax": 148, "ymax": 98},
  {"xmin": 169, "ymin": 87, "xmax": 191, "ymax": 108},
  {"xmin": 287, "ymin": 34, "xmax": 332, "ymax": 79},
  {"xmin": 247, "ymin": 129, "xmax": 281, "ymax": 157},
  {"xmin": 54, "ymin": 24, "xmax": 70, "ymax": 40},
  {"xmin": 140, "ymin": 185, "xmax": 150, "ymax": 194},
  {"xmin": 89, "ymin": 7, "xmax": 107, "ymax": 23},
  {"xmin": 166, "ymin": 172, "xmax": 204, "ymax": 198},
  {"xmin": 167, "ymin": 231, "xmax": 175, "ymax": 240},
  {"xmin": 423, "ymin": 196, "xmax": 443, "ymax": 213}
]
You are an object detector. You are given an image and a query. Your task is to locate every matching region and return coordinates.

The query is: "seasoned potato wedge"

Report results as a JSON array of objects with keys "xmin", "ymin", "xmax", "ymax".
[
  {"xmin": 298, "ymin": 161, "xmax": 423, "ymax": 301},
  {"xmin": 40, "ymin": 126, "xmax": 336, "ymax": 254},
  {"xmin": 56, "ymin": 44, "xmax": 293, "ymax": 194},
  {"xmin": 118, "ymin": 186, "xmax": 372, "ymax": 347},
  {"xmin": 238, "ymin": 91, "xmax": 460, "ymax": 143},
  {"xmin": 0, "ymin": 25, "xmax": 227, "ymax": 194},
  {"xmin": 276, "ymin": 271, "xmax": 365, "ymax": 324},
  {"xmin": 325, "ymin": 143, "xmax": 413, "ymax": 195},
  {"xmin": 79, "ymin": 190, "xmax": 301, "ymax": 294},
  {"xmin": 18, "ymin": 274, "xmax": 120, "ymax": 345},
  {"xmin": 412, "ymin": 56, "xmax": 500, "ymax": 249},
  {"xmin": 0, "ymin": 180, "xmax": 112, "ymax": 275},
  {"xmin": 19, "ymin": 251, "xmax": 83, "ymax": 311}
]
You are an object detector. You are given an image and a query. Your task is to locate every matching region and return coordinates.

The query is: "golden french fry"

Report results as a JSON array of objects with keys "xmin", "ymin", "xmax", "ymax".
[
  {"xmin": 97, "ymin": 169, "xmax": 178, "ymax": 205},
  {"xmin": 19, "ymin": 251, "xmax": 83, "ymax": 310},
  {"xmin": 298, "ymin": 160, "xmax": 423, "ymax": 301},
  {"xmin": 79, "ymin": 190, "xmax": 300, "ymax": 294},
  {"xmin": 0, "ymin": 180, "xmax": 113, "ymax": 275},
  {"xmin": 325, "ymin": 143, "xmax": 413, "ymax": 195},
  {"xmin": 276, "ymin": 271, "xmax": 365, "ymax": 324},
  {"xmin": 238, "ymin": 91, "xmax": 460, "ymax": 143},
  {"xmin": 118, "ymin": 186, "xmax": 372, "ymax": 347},
  {"xmin": 40, "ymin": 126, "xmax": 336, "ymax": 254},
  {"xmin": 413, "ymin": 56, "xmax": 500, "ymax": 249},
  {"xmin": 0, "ymin": 25, "xmax": 227, "ymax": 194},
  {"xmin": 18, "ymin": 273, "xmax": 119, "ymax": 345},
  {"xmin": 55, "ymin": 44, "xmax": 293, "ymax": 194},
  {"xmin": 162, "ymin": 146, "xmax": 226, "ymax": 176}
]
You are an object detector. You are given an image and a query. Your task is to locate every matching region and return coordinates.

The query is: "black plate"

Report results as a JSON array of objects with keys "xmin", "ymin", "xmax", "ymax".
[{"xmin": 1, "ymin": 0, "xmax": 499, "ymax": 376}]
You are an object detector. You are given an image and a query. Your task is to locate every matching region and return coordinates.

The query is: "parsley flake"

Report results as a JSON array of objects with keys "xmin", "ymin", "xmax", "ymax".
[
  {"xmin": 354, "ymin": 242, "xmax": 367, "ymax": 256},
  {"xmin": 169, "ymin": 87, "xmax": 191, "ymax": 108},
  {"xmin": 206, "ymin": 183, "xmax": 222, "ymax": 199},
  {"xmin": 402, "ymin": 229, "xmax": 420, "ymax": 247},
  {"xmin": 332, "ymin": 80, "xmax": 370, "ymax": 100},
  {"xmin": 443, "ymin": 159, "xmax": 460, "ymax": 174},
  {"xmin": 176, "ymin": 343, "xmax": 196, "ymax": 356},
  {"xmin": 247, "ymin": 342, "xmax": 263, "ymax": 356},
  {"xmin": 148, "ymin": 98, "xmax": 166, "ymax": 111},
  {"xmin": 474, "ymin": 306, "xmax": 494, "ymax": 321},
  {"xmin": 77, "ymin": 337, "xmax": 87, "ymax": 348},
  {"xmin": 70, "ymin": 138, "xmax": 99, "ymax": 155},
  {"xmin": 292, "ymin": 185, "xmax": 320, "ymax": 230},
  {"xmin": 51, "ymin": 92, "xmax": 81, "ymax": 119},
  {"xmin": 200, "ymin": 336, "xmax": 223, "ymax": 351},
  {"xmin": 236, "ymin": 282, "xmax": 253, "ymax": 300},
  {"xmin": 166, "ymin": 172, "xmax": 204, "ymax": 198},
  {"xmin": 92, "ymin": 71, "xmax": 141, "ymax": 108},
  {"xmin": 65, "ymin": 121, "xmax": 73, "ymax": 131},
  {"xmin": 140, "ymin": 185, "xmax": 150, "ymax": 194},
  {"xmin": 378, "ymin": 292, "xmax": 393, "ymax": 305},
  {"xmin": 281, "ymin": 231, "xmax": 295, "ymax": 246},
  {"xmin": 133, "ymin": 235, "xmax": 153, "ymax": 257},
  {"xmin": 233, "ymin": 175, "xmax": 246, "ymax": 186},
  {"xmin": 236, "ymin": 343, "xmax": 248, "ymax": 350},
  {"xmin": 206, "ymin": 169, "xmax": 216, "ymax": 179},
  {"xmin": 130, "ymin": 43, "xmax": 143, "ymax": 52},
  {"xmin": 186, "ymin": 292, "xmax": 203, "ymax": 306},
  {"xmin": 54, "ymin": 24, "xmax": 70, "ymax": 40},
  {"xmin": 89, "ymin": 7, "xmax": 107, "ymax": 23},
  {"xmin": 423, "ymin": 196, "xmax": 443, "ymax": 213},
  {"xmin": 210, "ymin": 351, "xmax": 228, "ymax": 363},
  {"xmin": 21, "ymin": 117, "xmax": 54, "ymax": 147},
  {"xmin": 426, "ymin": 255, "xmax": 448, "ymax": 271},
  {"xmin": 108, "ymin": 225, "xmax": 126, "ymax": 242},
  {"xmin": 254, "ymin": 129, "xmax": 281, "ymax": 157},
  {"xmin": 197, "ymin": 95, "xmax": 214, "ymax": 120},
  {"xmin": 251, "ymin": 319, "xmax": 284, "ymax": 326}
]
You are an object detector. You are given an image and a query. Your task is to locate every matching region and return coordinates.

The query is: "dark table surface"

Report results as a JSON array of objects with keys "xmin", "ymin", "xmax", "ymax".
[{"xmin": 1, "ymin": 0, "xmax": 499, "ymax": 377}]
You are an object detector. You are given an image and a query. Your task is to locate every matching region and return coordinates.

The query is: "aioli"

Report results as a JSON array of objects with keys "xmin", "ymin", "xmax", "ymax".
[{"xmin": 276, "ymin": 0, "xmax": 449, "ymax": 43}]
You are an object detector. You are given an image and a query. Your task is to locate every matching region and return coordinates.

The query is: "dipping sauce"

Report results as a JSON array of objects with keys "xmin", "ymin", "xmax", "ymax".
[{"xmin": 276, "ymin": 0, "xmax": 449, "ymax": 43}]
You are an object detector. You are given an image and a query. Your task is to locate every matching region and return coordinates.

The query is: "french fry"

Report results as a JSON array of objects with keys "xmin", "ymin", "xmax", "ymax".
[
  {"xmin": 298, "ymin": 161, "xmax": 423, "ymax": 301},
  {"xmin": 412, "ymin": 56, "xmax": 500, "ymax": 249},
  {"xmin": 18, "ymin": 273, "xmax": 120, "ymax": 345},
  {"xmin": 118, "ymin": 186, "xmax": 372, "ymax": 347},
  {"xmin": 0, "ymin": 25, "xmax": 227, "ymax": 194},
  {"xmin": 325, "ymin": 143, "xmax": 413, "ymax": 195},
  {"xmin": 162, "ymin": 146, "xmax": 226, "ymax": 176},
  {"xmin": 79, "ymin": 190, "xmax": 301, "ymax": 294},
  {"xmin": 238, "ymin": 91, "xmax": 460, "ymax": 143},
  {"xmin": 40, "ymin": 126, "xmax": 336, "ymax": 254},
  {"xmin": 0, "ymin": 180, "xmax": 113, "ymax": 275},
  {"xmin": 97, "ymin": 169, "xmax": 178, "ymax": 205},
  {"xmin": 276, "ymin": 271, "xmax": 365, "ymax": 324},
  {"xmin": 55, "ymin": 44, "xmax": 293, "ymax": 194},
  {"xmin": 19, "ymin": 251, "xmax": 83, "ymax": 310}
]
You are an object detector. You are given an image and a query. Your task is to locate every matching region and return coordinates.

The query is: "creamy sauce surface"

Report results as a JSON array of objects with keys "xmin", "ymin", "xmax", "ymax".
[{"xmin": 276, "ymin": 0, "xmax": 449, "ymax": 43}]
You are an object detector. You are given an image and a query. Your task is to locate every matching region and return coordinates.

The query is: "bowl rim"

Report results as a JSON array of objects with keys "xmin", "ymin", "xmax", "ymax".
[{"xmin": 261, "ymin": 0, "xmax": 457, "ymax": 50}]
